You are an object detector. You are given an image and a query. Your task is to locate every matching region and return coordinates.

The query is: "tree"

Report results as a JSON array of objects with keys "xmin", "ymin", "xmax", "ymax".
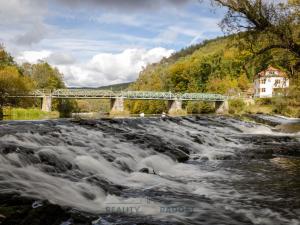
[
  {"xmin": 21, "ymin": 61, "xmax": 78, "ymax": 116},
  {"xmin": 0, "ymin": 66, "xmax": 34, "ymax": 117},
  {"xmin": 0, "ymin": 45, "xmax": 15, "ymax": 69},
  {"xmin": 212, "ymin": 0, "xmax": 300, "ymax": 79},
  {"xmin": 237, "ymin": 73, "xmax": 250, "ymax": 91},
  {"xmin": 25, "ymin": 62, "xmax": 65, "ymax": 89},
  {"xmin": 206, "ymin": 76, "xmax": 238, "ymax": 94}
]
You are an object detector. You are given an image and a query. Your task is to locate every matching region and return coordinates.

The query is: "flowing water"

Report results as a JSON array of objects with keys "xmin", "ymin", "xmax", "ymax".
[{"xmin": 0, "ymin": 116, "xmax": 299, "ymax": 225}]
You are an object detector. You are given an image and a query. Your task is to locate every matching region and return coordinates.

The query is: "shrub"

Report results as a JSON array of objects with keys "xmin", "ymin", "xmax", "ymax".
[
  {"xmin": 186, "ymin": 101, "xmax": 214, "ymax": 114},
  {"xmin": 229, "ymin": 99, "xmax": 246, "ymax": 114},
  {"xmin": 255, "ymin": 98, "xmax": 272, "ymax": 105}
]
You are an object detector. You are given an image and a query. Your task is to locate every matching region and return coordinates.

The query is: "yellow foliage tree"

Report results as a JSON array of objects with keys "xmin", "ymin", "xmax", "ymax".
[
  {"xmin": 0, "ymin": 66, "xmax": 34, "ymax": 116},
  {"xmin": 206, "ymin": 76, "xmax": 238, "ymax": 95}
]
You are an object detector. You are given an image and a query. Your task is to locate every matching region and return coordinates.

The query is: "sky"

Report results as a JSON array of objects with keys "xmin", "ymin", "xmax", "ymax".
[{"xmin": 0, "ymin": 0, "xmax": 225, "ymax": 87}]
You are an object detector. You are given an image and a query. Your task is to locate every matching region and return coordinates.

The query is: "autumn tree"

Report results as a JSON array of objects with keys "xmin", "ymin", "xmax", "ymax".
[
  {"xmin": 212, "ymin": 0, "xmax": 300, "ymax": 79},
  {"xmin": 22, "ymin": 61, "xmax": 65, "ymax": 89},
  {"xmin": 0, "ymin": 66, "xmax": 34, "ymax": 117},
  {"xmin": 0, "ymin": 45, "xmax": 15, "ymax": 69}
]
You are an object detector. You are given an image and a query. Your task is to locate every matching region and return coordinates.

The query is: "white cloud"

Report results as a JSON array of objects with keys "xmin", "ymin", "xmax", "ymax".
[
  {"xmin": 15, "ymin": 48, "xmax": 174, "ymax": 87},
  {"xmin": 16, "ymin": 50, "xmax": 51, "ymax": 64},
  {"xmin": 61, "ymin": 47, "xmax": 174, "ymax": 87}
]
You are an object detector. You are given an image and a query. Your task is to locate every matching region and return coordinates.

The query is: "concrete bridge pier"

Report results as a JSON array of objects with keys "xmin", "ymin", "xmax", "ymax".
[
  {"xmin": 41, "ymin": 96, "xmax": 52, "ymax": 112},
  {"xmin": 110, "ymin": 97, "xmax": 127, "ymax": 115},
  {"xmin": 215, "ymin": 100, "xmax": 229, "ymax": 114},
  {"xmin": 168, "ymin": 99, "xmax": 186, "ymax": 115}
]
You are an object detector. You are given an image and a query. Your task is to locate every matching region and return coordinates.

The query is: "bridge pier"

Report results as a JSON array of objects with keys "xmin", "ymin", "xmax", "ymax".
[
  {"xmin": 110, "ymin": 97, "xmax": 128, "ymax": 115},
  {"xmin": 168, "ymin": 99, "xmax": 186, "ymax": 115},
  {"xmin": 215, "ymin": 100, "xmax": 229, "ymax": 114},
  {"xmin": 41, "ymin": 96, "xmax": 52, "ymax": 112}
]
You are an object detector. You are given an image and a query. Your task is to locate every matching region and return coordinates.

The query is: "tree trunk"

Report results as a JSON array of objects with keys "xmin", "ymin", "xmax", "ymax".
[{"xmin": 0, "ymin": 107, "xmax": 3, "ymax": 120}]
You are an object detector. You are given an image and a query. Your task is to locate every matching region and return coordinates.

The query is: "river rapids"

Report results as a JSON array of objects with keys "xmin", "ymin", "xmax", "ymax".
[{"xmin": 0, "ymin": 116, "xmax": 299, "ymax": 225}]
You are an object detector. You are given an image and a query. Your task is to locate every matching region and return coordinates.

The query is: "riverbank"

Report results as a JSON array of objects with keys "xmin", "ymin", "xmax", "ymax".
[
  {"xmin": 2, "ymin": 103, "xmax": 299, "ymax": 127},
  {"xmin": 3, "ymin": 107, "xmax": 59, "ymax": 120},
  {"xmin": 228, "ymin": 97, "xmax": 300, "ymax": 118}
]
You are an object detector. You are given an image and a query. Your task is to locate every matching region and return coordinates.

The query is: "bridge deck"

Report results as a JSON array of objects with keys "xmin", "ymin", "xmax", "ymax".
[{"xmin": 10, "ymin": 89, "xmax": 226, "ymax": 101}]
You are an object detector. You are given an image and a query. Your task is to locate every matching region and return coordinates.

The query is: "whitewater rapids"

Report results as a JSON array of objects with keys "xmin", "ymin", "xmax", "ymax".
[{"xmin": 0, "ymin": 116, "xmax": 299, "ymax": 225}]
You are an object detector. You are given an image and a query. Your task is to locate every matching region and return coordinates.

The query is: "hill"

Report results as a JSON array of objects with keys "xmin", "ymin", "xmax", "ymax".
[
  {"xmin": 68, "ymin": 82, "xmax": 133, "ymax": 91},
  {"xmin": 127, "ymin": 35, "xmax": 297, "ymax": 114},
  {"xmin": 97, "ymin": 82, "xmax": 133, "ymax": 91}
]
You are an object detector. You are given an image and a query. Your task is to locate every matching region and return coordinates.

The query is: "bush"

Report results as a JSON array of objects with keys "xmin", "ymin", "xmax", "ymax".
[
  {"xmin": 186, "ymin": 101, "xmax": 214, "ymax": 114},
  {"xmin": 255, "ymin": 98, "xmax": 272, "ymax": 105},
  {"xmin": 229, "ymin": 99, "xmax": 246, "ymax": 114}
]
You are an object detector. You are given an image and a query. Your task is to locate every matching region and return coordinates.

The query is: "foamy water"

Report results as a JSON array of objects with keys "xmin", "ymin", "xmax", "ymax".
[{"xmin": 0, "ymin": 116, "xmax": 299, "ymax": 224}]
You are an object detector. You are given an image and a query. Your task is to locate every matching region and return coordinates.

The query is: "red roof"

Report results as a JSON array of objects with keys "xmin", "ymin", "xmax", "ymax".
[{"xmin": 256, "ymin": 65, "xmax": 287, "ymax": 79}]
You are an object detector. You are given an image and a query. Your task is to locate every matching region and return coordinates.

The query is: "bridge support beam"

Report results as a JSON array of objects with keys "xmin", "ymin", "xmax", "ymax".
[
  {"xmin": 215, "ymin": 100, "xmax": 229, "ymax": 114},
  {"xmin": 110, "ymin": 97, "xmax": 128, "ymax": 116},
  {"xmin": 41, "ymin": 96, "xmax": 52, "ymax": 112},
  {"xmin": 168, "ymin": 99, "xmax": 186, "ymax": 116}
]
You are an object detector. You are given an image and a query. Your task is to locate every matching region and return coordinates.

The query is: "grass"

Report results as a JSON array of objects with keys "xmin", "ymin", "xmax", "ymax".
[
  {"xmin": 168, "ymin": 109, "xmax": 188, "ymax": 116},
  {"xmin": 109, "ymin": 110, "xmax": 130, "ymax": 117},
  {"xmin": 3, "ymin": 107, "xmax": 59, "ymax": 120},
  {"xmin": 245, "ymin": 104, "xmax": 273, "ymax": 115},
  {"xmin": 228, "ymin": 97, "xmax": 300, "ymax": 118}
]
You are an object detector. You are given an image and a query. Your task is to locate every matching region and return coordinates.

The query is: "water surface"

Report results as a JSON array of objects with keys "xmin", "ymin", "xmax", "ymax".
[{"xmin": 0, "ymin": 116, "xmax": 299, "ymax": 225}]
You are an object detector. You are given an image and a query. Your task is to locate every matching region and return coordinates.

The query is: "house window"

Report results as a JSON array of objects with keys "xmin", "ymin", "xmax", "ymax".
[
  {"xmin": 262, "ymin": 88, "xmax": 266, "ymax": 93},
  {"xmin": 261, "ymin": 79, "xmax": 266, "ymax": 84},
  {"xmin": 274, "ymin": 79, "xmax": 281, "ymax": 87}
]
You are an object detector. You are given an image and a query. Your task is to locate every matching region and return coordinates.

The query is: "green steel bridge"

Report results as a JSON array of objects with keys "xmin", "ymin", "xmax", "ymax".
[
  {"xmin": 11, "ymin": 89, "xmax": 228, "ymax": 114},
  {"xmin": 13, "ymin": 89, "xmax": 226, "ymax": 101}
]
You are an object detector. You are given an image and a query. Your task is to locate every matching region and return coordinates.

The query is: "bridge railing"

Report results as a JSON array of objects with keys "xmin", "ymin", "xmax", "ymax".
[
  {"xmin": 10, "ymin": 89, "xmax": 227, "ymax": 101},
  {"xmin": 121, "ymin": 91, "xmax": 176, "ymax": 100},
  {"xmin": 180, "ymin": 93, "xmax": 225, "ymax": 101},
  {"xmin": 51, "ymin": 89, "xmax": 116, "ymax": 98}
]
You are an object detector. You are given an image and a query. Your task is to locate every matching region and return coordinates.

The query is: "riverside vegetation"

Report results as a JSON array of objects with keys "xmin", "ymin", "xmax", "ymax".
[{"xmin": 0, "ymin": 45, "xmax": 77, "ymax": 119}]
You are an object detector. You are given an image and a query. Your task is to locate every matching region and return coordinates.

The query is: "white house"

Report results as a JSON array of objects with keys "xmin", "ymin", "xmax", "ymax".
[{"xmin": 254, "ymin": 66, "xmax": 289, "ymax": 98}]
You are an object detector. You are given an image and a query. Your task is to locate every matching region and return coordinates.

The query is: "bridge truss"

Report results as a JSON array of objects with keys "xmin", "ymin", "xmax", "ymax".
[{"xmin": 11, "ymin": 89, "xmax": 226, "ymax": 101}]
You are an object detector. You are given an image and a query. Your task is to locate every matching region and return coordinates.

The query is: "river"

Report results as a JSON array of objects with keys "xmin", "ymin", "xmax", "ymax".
[{"xmin": 0, "ymin": 115, "xmax": 299, "ymax": 225}]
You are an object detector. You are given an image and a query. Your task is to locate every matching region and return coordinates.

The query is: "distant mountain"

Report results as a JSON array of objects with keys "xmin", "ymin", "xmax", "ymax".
[
  {"xmin": 69, "ymin": 82, "xmax": 133, "ymax": 91},
  {"xmin": 97, "ymin": 82, "xmax": 133, "ymax": 91}
]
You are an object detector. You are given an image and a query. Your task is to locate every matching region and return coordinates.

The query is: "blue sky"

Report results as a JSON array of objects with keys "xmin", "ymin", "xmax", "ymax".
[{"xmin": 0, "ymin": 0, "xmax": 225, "ymax": 87}]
